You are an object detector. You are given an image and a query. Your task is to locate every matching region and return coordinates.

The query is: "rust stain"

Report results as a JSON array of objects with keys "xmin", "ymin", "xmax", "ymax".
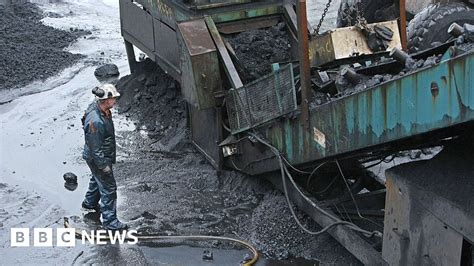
[{"xmin": 431, "ymin": 82, "xmax": 439, "ymax": 100}]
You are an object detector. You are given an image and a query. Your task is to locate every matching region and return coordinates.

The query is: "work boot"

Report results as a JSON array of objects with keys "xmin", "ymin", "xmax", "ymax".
[
  {"xmin": 81, "ymin": 201, "xmax": 100, "ymax": 213},
  {"xmin": 103, "ymin": 220, "xmax": 128, "ymax": 231}
]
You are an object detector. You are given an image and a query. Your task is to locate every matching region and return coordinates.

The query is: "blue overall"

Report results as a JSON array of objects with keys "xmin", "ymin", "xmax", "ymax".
[{"xmin": 81, "ymin": 101, "xmax": 125, "ymax": 230}]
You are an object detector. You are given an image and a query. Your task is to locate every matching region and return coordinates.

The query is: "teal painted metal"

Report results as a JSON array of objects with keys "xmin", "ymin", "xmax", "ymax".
[
  {"xmin": 226, "ymin": 64, "xmax": 297, "ymax": 134},
  {"xmin": 261, "ymin": 50, "xmax": 474, "ymax": 166}
]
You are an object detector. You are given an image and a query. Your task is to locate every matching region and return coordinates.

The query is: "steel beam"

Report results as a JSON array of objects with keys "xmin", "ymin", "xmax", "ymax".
[
  {"xmin": 205, "ymin": 16, "xmax": 244, "ymax": 89},
  {"xmin": 297, "ymin": 0, "xmax": 311, "ymax": 131},
  {"xmin": 124, "ymin": 40, "xmax": 138, "ymax": 74},
  {"xmin": 399, "ymin": 0, "xmax": 408, "ymax": 51}
]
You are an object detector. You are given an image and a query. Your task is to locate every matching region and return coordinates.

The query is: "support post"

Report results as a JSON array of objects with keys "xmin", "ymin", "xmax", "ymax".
[
  {"xmin": 124, "ymin": 39, "xmax": 138, "ymax": 74},
  {"xmin": 297, "ymin": 0, "xmax": 310, "ymax": 130},
  {"xmin": 399, "ymin": 0, "xmax": 408, "ymax": 51}
]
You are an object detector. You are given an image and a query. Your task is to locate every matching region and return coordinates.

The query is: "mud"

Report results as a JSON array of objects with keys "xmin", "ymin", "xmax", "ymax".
[
  {"xmin": 0, "ymin": 2, "xmax": 89, "ymax": 90},
  {"xmin": 112, "ymin": 58, "xmax": 359, "ymax": 264},
  {"xmin": 0, "ymin": 1, "xmax": 357, "ymax": 264},
  {"xmin": 225, "ymin": 23, "xmax": 291, "ymax": 84}
]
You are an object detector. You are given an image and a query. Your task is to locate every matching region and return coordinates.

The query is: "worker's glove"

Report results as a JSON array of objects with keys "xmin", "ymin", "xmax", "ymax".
[{"xmin": 101, "ymin": 165, "xmax": 112, "ymax": 175}]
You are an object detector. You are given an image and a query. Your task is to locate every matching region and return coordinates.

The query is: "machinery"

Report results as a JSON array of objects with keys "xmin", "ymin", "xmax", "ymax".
[{"xmin": 119, "ymin": 0, "xmax": 473, "ymax": 264}]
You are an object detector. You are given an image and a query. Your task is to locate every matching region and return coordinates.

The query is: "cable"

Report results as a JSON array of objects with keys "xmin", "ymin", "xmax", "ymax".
[
  {"xmin": 306, "ymin": 161, "xmax": 331, "ymax": 188},
  {"xmin": 281, "ymin": 161, "xmax": 361, "ymax": 235},
  {"xmin": 223, "ymin": 122, "xmax": 231, "ymax": 132},
  {"xmin": 64, "ymin": 218, "xmax": 259, "ymax": 266},
  {"xmin": 229, "ymin": 156, "xmax": 244, "ymax": 171},
  {"xmin": 313, "ymin": 174, "xmax": 339, "ymax": 194},
  {"xmin": 224, "ymin": 88, "xmax": 381, "ymax": 237},
  {"xmin": 281, "ymin": 156, "xmax": 312, "ymax": 175},
  {"xmin": 335, "ymin": 160, "xmax": 383, "ymax": 229},
  {"xmin": 247, "ymin": 132, "xmax": 382, "ymax": 238},
  {"xmin": 362, "ymin": 154, "xmax": 397, "ymax": 169},
  {"xmin": 335, "ymin": 159, "xmax": 363, "ymax": 220}
]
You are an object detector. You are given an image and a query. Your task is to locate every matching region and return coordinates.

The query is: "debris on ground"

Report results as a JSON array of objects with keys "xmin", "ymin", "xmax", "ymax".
[
  {"xmin": 94, "ymin": 63, "xmax": 120, "ymax": 81},
  {"xmin": 0, "ymin": 2, "xmax": 89, "ymax": 90},
  {"xmin": 202, "ymin": 249, "xmax": 213, "ymax": 261},
  {"xmin": 63, "ymin": 172, "xmax": 77, "ymax": 184},
  {"xmin": 113, "ymin": 59, "xmax": 360, "ymax": 264}
]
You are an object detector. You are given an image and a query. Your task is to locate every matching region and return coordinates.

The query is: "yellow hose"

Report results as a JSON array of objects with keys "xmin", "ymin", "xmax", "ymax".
[{"xmin": 64, "ymin": 217, "xmax": 259, "ymax": 266}]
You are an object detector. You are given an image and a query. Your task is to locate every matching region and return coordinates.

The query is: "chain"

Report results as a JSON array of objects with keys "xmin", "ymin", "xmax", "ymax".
[{"xmin": 315, "ymin": 0, "xmax": 333, "ymax": 35}]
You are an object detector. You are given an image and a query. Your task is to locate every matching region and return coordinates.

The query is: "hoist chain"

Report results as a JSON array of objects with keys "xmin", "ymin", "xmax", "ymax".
[{"xmin": 315, "ymin": 0, "xmax": 333, "ymax": 35}]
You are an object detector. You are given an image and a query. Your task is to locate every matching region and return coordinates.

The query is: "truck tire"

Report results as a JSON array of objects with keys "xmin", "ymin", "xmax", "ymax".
[
  {"xmin": 407, "ymin": 2, "xmax": 474, "ymax": 53},
  {"xmin": 360, "ymin": 0, "xmax": 394, "ymax": 23},
  {"xmin": 339, "ymin": 0, "xmax": 393, "ymax": 26}
]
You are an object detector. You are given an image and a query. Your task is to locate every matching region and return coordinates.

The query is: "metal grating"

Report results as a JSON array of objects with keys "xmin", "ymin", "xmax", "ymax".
[{"xmin": 226, "ymin": 63, "xmax": 297, "ymax": 134}]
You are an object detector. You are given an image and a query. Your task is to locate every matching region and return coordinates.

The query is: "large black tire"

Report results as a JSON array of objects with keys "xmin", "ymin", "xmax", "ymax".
[
  {"xmin": 338, "ymin": 0, "xmax": 393, "ymax": 26},
  {"xmin": 407, "ymin": 2, "xmax": 474, "ymax": 54},
  {"xmin": 360, "ymin": 0, "xmax": 394, "ymax": 23}
]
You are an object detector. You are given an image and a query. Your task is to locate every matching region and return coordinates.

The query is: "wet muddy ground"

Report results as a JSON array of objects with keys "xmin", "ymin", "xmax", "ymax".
[
  {"xmin": 113, "ymin": 59, "xmax": 360, "ymax": 264},
  {"xmin": 0, "ymin": 1, "xmax": 358, "ymax": 265},
  {"xmin": 0, "ymin": 1, "xmax": 458, "ymax": 265}
]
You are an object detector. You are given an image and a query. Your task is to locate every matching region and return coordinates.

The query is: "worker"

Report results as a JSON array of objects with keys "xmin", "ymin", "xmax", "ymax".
[{"xmin": 81, "ymin": 83, "xmax": 127, "ymax": 230}]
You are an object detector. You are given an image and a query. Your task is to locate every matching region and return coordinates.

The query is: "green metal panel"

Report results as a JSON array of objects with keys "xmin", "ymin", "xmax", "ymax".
[
  {"xmin": 260, "ymin": 50, "xmax": 474, "ymax": 166},
  {"xmin": 178, "ymin": 19, "xmax": 221, "ymax": 109},
  {"xmin": 211, "ymin": 5, "xmax": 281, "ymax": 23}
]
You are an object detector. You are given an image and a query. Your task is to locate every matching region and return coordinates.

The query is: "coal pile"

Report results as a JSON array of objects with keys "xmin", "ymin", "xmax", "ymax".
[
  {"xmin": 113, "ymin": 58, "xmax": 358, "ymax": 263},
  {"xmin": 310, "ymin": 36, "xmax": 474, "ymax": 107},
  {"xmin": 115, "ymin": 59, "xmax": 186, "ymax": 143},
  {"xmin": 0, "ymin": 2, "xmax": 89, "ymax": 90},
  {"xmin": 225, "ymin": 23, "xmax": 291, "ymax": 84}
]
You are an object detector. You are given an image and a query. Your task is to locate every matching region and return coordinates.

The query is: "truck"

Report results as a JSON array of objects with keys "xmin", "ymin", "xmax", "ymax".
[{"xmin": 119, "ymin": 0, "xmax": 473, "ymax": 264}]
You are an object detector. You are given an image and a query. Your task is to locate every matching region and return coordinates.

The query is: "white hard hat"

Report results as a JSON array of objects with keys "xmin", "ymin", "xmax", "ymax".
[{"xmin": 92, "ymin": 84, "xmax": 120, "ymax": 100}]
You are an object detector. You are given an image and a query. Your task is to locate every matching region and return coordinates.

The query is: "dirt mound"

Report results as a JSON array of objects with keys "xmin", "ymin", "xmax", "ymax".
[{"xmin": 0, "ymin": 2, "xmax": 88, "ymax": 90}]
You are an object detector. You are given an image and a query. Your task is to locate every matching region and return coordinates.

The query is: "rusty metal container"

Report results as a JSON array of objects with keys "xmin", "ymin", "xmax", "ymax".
[
  {"xmin": 309, "ymin": 20, "xmax": 402, "ymax": 67},
  {"xmin": 177, "ymin": 19, "xmax": 222, "ymax": 110}
]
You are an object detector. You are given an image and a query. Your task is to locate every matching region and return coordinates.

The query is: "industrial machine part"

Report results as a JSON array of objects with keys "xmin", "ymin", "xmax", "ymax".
[
  {"xmin": 120, "ymin": 0, "xmax": 474, "ymax": 263},
  {"xmin": 383, "ymin": 139, "xmax": 473, "ymax": 265},
  {"xmin": 309, "ymin": 20, "xmax": 401, "ymax": 67},
  {"xmin": 177, "ymin": 19, "xmax": 221, "ymax": 110},
  {"xmin": 340, "ymin": 0, "xmax": 474, "ymax": 53},
  {"xmin": 407, "ymin": 2, "xmax": 474, "ymax": 53},
  {"xmin": 226, "ymin": 64, "xmax": 297, "ymax": 134}
]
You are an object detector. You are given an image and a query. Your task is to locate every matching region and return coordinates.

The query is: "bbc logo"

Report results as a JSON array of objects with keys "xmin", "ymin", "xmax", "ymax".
[{"xmin": 11, "ymin": 228, "xmax": 76, "ymax": 247}]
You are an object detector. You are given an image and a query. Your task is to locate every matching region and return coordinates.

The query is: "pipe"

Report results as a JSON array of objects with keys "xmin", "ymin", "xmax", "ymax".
[
  {"xmin": 297, "ymin": 0, "xmax": 310, "ymax": 130},
  {"xmin": 448, "ymin": 23, "xmax": 464, "ymax": 37},
  {"xmin": 341, "ymin": 67, "xmax": 362, "ymax": 85},
  {"xmin": 64, "ymin": 218, "xmax": 259, "ymax": 266},
  {"xmin": 399, "ymin": 0, "xmax": 408, "ymax": 51},
  {"xmin": 390, "ymin": 47, "xmax": 413, "ymax": 67}
]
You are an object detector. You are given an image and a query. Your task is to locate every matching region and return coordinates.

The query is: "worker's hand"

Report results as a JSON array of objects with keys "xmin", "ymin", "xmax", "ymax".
[{"xmin": 101, "ymin": 165, "xmax": 112, "ymax": 175}]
